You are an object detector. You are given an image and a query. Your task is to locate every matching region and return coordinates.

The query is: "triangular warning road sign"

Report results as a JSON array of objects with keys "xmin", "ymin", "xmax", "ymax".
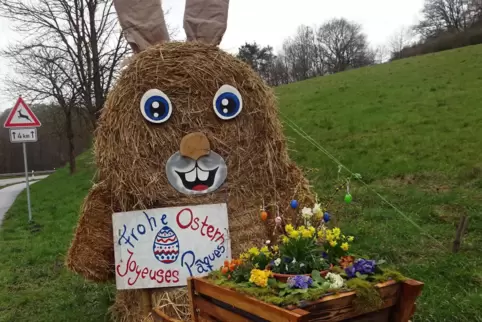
[{"xmin": 3, "ymin": 96, "xmax": 41, "ymax": 128}]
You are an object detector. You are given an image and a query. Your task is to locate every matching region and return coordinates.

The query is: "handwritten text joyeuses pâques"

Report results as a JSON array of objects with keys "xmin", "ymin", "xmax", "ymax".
[{"xmin": 116, "ymin": 208, "xmax": 227, "ymax": 287}]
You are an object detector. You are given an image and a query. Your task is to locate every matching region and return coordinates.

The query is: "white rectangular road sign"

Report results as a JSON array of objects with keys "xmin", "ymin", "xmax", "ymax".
[{"xmin": 9, "ymin": 128, "xmax": 38, "ymax": 143}]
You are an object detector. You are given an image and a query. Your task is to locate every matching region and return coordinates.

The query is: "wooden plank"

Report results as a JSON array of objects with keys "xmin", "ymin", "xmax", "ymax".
[
  {"xmin": 193, "ymin": 278, "xmax": 309, "ymax": 322},
  {"xmin": 194, "ymin": 296, "xmax": 252, "ymax": 322},
  {"xmin": 300, "ymin": 282, "xmax": 400, "ymax": 322},
  {"xmin": 391, "ymin": 280, "xmax": 424, "ymax": 322},
  {"xmin": 187, "ymin": 278, "xmax": 199, "ymax": 322},
  {"xmin": 344, "ymin": 307, "xmax": 391, "ymax": 322}
]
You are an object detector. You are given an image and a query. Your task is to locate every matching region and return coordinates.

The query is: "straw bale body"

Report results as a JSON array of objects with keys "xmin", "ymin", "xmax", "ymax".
[{"xmin": 66, "ymin": 42, "xmax": 314, "ymax": 321}]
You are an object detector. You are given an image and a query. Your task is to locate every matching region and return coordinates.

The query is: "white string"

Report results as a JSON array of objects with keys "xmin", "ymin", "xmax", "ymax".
[{"xmin": 280, "ymin": 112, "xmax": 447, "ymax": 250}]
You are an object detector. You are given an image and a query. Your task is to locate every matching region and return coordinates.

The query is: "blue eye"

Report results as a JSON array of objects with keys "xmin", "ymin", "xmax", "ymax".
[
  {"xmin": 140, "ymin": 89, "xmax": 172, "ymax": 124},
  {"xmin": 213, "ymin": 85, "xmax": 243, "ymax": 120}
]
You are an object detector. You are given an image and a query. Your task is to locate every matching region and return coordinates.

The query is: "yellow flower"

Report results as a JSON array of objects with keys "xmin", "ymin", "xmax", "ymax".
[
  {"xmin": 348, "ymin": 236, "xmax": 355, "ymax": 242},
  {"xmin": 289, "ymin": 230, "xmax": 300, "ymax": 239},
  {"xmin": 248, "ymin": 247, "xmax": 260, "ymax": 256},
  {"xmin": 249, "ymin": 269, "xmax": 272, "ymax": 288},
  {"xmin": 325, "ymin": 230, "xmax": 334, "ymax": 242},
  {"xmin": 317, "ymin": 230, "xmax": 325, "ymax": 239},
  {"xmin": 301, "ymin": 229, "xmax": 312, "ymax": 238},
  {"xmin": 329, "ymin": 240, "xmax": 337, "ymax": 247},
  {"xmin": 240, "ymin": 252, "xmax": 250, "ymax": 260},
  {"xmin": 297, "ymin": 225, "xmax": 306, "ymax": 232},
  {"xmin": 285, "ymin": 224, "xmax": 294, "ymax": 233},
  {"xmin": 282, "ymin": 236, "xmax": 289, "ymax": 244},
  {"xmin": 332, "ymin": 227, "xmax": 341, "ymax": 239},
  {"xmin": 272, "ymin": 245, "xmax": 279, "ymax": 252},
  {"xmin": 260, "ymin": 246, "xmax": 270, "ymax": 256},
  {"xmin": 341, "ymin": 242, "xmax": 349, "ymax": 251},
  {"xmin": 309, "ymin": 226, "xmax": 315, "ymax": 234}
]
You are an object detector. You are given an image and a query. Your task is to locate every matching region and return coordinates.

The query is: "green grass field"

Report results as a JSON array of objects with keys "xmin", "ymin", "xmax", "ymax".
[
  {"xmin": 0, "ymin": 153, "xmax": 115, "ymax": 322},
  {"xmin": 1, "ymin": 44, "xmax": 482, "ymax": 321}
]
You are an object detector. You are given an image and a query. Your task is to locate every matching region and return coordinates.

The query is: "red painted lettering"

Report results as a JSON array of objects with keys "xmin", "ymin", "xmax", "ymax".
[
  {"xmin": 115, "ymin": 249, "xmax": 180, "ymax": 287},
  {"xmin": 192, "ymin": 217, "xmax": 200, "ymax": 230},
  {"xmin": 176, "ymin": 208, "xmax": 193, "ymax": 229},
  {"xmin": 172, "ymin": 270, "xmax": 179, "ymax": 283}
]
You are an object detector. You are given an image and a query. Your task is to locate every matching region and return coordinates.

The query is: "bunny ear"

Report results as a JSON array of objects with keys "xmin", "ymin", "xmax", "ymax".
[
  {"xmin": 183, "ymin": 0, "xmax": 230, "ymax": 46},
  {"xmin": 113, "ymin": 0, "xmax": 170, "ymax": 53}
]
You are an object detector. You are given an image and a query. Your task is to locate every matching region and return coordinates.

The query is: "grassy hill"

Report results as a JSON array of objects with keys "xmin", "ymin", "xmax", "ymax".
[{"xmin": 1, "ymin": 44, "xmax": 481, "ymax": 321}]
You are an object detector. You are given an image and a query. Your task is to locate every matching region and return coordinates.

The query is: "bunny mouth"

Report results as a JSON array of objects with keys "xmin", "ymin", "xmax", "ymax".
[
  {"xmin": 175, "ymin": 165, "xmax": 218, "ymax": 192},
  {"xmin": 165, "ymin": 151, "xmax": 227, "ymax": 195}
]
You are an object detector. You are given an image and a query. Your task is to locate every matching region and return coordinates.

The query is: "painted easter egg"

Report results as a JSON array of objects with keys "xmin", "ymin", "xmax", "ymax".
[{"xmin": 153, "ymin": 226, "xmax": 180, "ymax": 264}]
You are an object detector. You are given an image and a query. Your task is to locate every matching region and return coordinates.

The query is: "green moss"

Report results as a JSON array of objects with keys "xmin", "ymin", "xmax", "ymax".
[
  {"xmin": 345, "ymin": 278, "xmax": 383, "ymax": 313},
  {"xmin": 373, "ymin": 268, "xmax": 408, "ymax": 283}
]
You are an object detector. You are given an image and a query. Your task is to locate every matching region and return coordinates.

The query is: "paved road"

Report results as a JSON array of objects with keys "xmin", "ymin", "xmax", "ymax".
[
  {"xmin": 0, "ymin": 175, "xmax": 48, "ymax": 187},
  {"xmin": 0, "ymin": 181, "xmax": 39, "ymax": 225}
]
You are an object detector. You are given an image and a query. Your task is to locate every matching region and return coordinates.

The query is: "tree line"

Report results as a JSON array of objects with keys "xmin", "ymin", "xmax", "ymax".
[
  {"xmin": 236, "ymin": 18, "xmax": 379, "ymax": 86},
  {"xmin": 1, "ymin": 0, "xmax": 481, "ymax": 175},
  {"xmin": 391, "ymin": 0, "xmax": 482, "ymax": 59}
]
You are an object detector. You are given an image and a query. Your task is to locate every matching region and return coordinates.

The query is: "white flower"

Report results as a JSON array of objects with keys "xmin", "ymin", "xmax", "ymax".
[
  {"xmin": 301, "ymin": 207, "xmax": 313, "ymax": 218},
  {"xmin": 291, "ymin": 258, "xmax": 297, "ymax": 264},
  {"xmin": 300, "ymin": 263, "xmax": 305, "ymax": 268},
  {"xmin": 274, "ymin": 258, "xmax": 281, "ymax": 266},
  {"xmin": 326, "ymin": 272, "xmax": 344, "ymax": 289},
  {"xmin": 313, "ymin": 203, "xmax": 322, "ymax": 214}
]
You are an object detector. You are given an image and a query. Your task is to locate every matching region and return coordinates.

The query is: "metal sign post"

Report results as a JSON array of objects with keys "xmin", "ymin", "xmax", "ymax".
[
  {"xmin": 22, "ymin": 142, "xmax": 32, "ymax": 222},
  {"xmin": 3, "ymin": 96, "xmax": 42, "ymax": 223}
]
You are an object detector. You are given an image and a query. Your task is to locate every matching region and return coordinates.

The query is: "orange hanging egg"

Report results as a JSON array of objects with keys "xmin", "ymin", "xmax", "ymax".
[{"xmin": 261, "ymin": 211, "xmax": 268, "ymax": 221}]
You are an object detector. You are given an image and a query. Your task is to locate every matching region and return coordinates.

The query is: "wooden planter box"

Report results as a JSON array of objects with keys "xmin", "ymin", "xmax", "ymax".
[{"xmin": 186, "ymin": 277, "xmax": 423, "ymax": 322}]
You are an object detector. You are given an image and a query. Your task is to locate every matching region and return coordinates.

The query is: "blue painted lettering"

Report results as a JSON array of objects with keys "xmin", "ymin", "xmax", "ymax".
[{"xmin": 143, "ymin": 212, "xmax": 157, "ymax": 232}]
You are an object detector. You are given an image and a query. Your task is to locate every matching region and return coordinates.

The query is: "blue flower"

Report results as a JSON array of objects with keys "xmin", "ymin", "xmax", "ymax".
[
  {"xmin": 322, "ymin": 252, "xmax": 328, "ymax": 259},
  {"xmin": 287, "ymin": 275, "xmax": 313, "ymax": 289},
  {"xmin": 345, "ymin": 258, "xmax": 377, "ymax": 279}
]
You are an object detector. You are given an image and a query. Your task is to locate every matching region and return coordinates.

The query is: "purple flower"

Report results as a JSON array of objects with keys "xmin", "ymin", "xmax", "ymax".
[
  {"xmin": 322, "ymin": 252, "xmax": 328, "ymax": 259},
  {"xmin": 345, "ymin": 258, "xmax": 376, "ymax": 279},
  {"xmin": 355, "ymin": 259, "xmax": 376, "ymax": 275},
  {"xmin": 345, "ymin": 265, "xmax": 357, "ymax": 278},
  {"xmin": 287, "ymin": 275, "xmax": 313, "ymax": 289}
]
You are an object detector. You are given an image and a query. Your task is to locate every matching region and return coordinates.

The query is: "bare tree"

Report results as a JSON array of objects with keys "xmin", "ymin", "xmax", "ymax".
[
  {"xmin": 316, "ymin": 18, "xmax": 372, "ymax": 73},
  {"xmin": 389, "ymin": 26, "xmax": 415, "ymax": 59},
  {"xmin": 281, "ymin": 25, "xmax": 319, "ymax": 81},
  {"xmin": 0, "ymin": 0, "xmax": 130, "ymax": 127},
  {"xmin": 2, "ymin": 44, "xmax": 82, "ymax": 173},
  {"xmin": 414, "ymin": 0, "xmax": 482, "ymax": 38}
]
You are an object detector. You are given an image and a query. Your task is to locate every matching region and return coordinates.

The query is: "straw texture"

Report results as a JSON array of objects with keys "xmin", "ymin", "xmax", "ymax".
[{"xmin": 66, "ymin": 41, "xmax": 314, "ymax": 321}]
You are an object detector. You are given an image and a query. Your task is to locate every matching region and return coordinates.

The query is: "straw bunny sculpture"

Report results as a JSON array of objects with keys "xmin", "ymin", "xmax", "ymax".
[{"xmin": 66, "ymin": 0, "xmax": 314, "ymax": 321}]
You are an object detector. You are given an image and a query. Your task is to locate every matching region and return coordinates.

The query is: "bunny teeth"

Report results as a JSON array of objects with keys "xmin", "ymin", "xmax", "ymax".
[
  {"xmin": 184, "ymin": 168, "xmax": 197, "ymax": 182},
  {"xmin": 197, "ymin": 167, "xmax": 210, "ymax": 181}
]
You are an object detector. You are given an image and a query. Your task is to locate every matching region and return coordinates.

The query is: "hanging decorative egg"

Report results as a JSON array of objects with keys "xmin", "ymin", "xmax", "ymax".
[
  {"xmin": 261, "ymin": 211, "xmax": 268, "ymax": 221},
  {"xmin": 153, "ymin": 226, "xmax": 180, "ymax": 264},
  {"xmin": 275, "ymin": 216, "xmax": 282, "ymax": 225},
  {"xmin": 290, "ymin": 200, "xmax": 298, "ymax": 209},
  {"xmin": 344, "ymin": 193, "xmax": 353, "ymax": 204},
  {"xmin": 323, "ymin": 212, "xmax": 331, "ymax": 222}
]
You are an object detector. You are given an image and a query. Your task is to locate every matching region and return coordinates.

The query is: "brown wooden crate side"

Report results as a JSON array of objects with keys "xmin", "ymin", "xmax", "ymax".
[
  {"xmin": 194, "ymin": 296, "xmax": 252, "ymax": 322},
  {"xmin": 193, "ymin": 278, "xmax": 308, "ymax": 322}
]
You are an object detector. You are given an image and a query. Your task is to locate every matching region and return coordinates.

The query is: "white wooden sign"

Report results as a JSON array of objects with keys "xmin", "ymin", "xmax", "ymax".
[
  {"xmin": 112, "ymin": 203, "xmax": 231, "ymax": 290},
  {"xmin": 9, "ymin": 128, "xmax": 38, "ymax": 143}
]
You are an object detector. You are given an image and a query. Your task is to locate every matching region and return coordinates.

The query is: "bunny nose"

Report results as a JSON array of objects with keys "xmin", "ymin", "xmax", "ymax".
[{"xmin": 179, "ymin": 132, "xmax": 211, "ymax": 160}]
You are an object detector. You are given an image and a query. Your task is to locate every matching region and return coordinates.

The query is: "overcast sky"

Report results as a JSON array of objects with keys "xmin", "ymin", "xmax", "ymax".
[{"xmin": 0, "ymin": 0, "xmax": 424, "ymax": 112}]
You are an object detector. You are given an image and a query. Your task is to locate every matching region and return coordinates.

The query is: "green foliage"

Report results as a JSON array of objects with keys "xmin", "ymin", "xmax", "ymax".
[
  {"xmin": 271, "ymin": 227, "xmax": 329, "ymax": 274},
  {"xmin": 276, "ymin": 44, "xmax": 482, "ymax": 320},
  {"xmin": 0, "ymin": 151, "xmax": 115, "ymax": 322},
  {"xmin": 345, "ymin": 278, "xmax": 383, "ymax": 313}
]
